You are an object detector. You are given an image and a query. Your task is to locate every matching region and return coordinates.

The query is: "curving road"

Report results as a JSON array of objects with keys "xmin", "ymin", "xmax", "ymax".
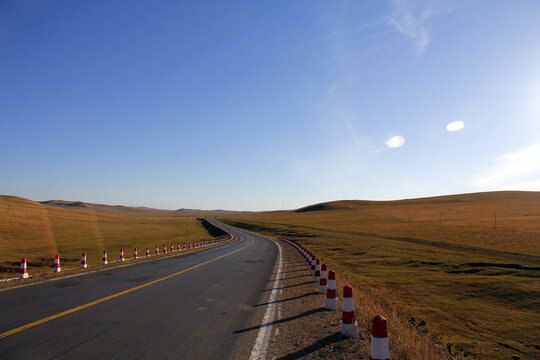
[{"xmin": 0, "ymin": 220, "xmax": 279, "ymax": 359}]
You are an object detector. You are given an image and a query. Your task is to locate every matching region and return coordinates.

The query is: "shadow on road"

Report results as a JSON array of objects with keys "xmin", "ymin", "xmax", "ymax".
[
  {"xmin": 233, "ymin": 308, "xmax": 326, "ymax": 334},
  {"xmin": 265, "ymin": 273, "xmax": 310, "ymax": 282},
  {"xmin": 263, "ymin": 281, "xmax": 314, "ymax": 291},
  {"xmin": 252, "ymin": 291, "xmax": 319, "ymax": 307}
]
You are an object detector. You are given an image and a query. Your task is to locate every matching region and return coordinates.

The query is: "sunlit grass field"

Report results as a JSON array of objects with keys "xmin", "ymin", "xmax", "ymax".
[
  {"xmin": 222, "ymin": 191, "xmax": 540, "ymax": 360},
  {"xmin": 0, "ymin": 196, "xmax": 225, "ymax": 277}
]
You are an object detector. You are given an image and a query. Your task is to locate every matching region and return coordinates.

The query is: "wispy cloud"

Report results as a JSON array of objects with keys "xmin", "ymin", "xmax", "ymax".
[
  {"xmin": 388, "ymin": 0, "xmax": 456, "ymax": 54},
  {"xmin": 472, "ymin": 144, "xmax": 540, "ymax": 190}
]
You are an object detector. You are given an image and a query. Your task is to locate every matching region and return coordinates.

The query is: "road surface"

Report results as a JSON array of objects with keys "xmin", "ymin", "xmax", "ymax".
[{"xmin": 0, "ymin": 220, "xmax": 279, "ymax": 359}]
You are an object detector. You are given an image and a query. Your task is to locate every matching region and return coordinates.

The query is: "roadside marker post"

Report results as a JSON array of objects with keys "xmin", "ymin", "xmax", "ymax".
[
  {"xmin": 80, "ymin": 252, "xmax": 87, "ymax": 268},
  {"xmin": 52, "ymin": 254, "xmax": 61, "ymax": 273},
  {"xmin": 120, "ymin": 249, "xmax": 124, "ymax": 262},
  {"xmin": 318, "ymin": 263, "xmax": 327, "ymax": 294},
  {"xmin": 370, "ymin": 315, "xmax": 390, "ymax": 360},
  {"xmin": 340, "ymin": 285, "xmax": 358, "ymax": 338},
  {"xmin": 19, "ymin": 258, "xmax": 29, "ymax": 279},
  {"xmin": 102, "ymin": 251, "xmax": 108, "ymax": 265},
  {"xmin": 325, "ymin": 270, "xmax": 337, "ymax": 310},
  {"xmin": 314, "ymin": 259, "xmax": 321, "ymax": 283}
]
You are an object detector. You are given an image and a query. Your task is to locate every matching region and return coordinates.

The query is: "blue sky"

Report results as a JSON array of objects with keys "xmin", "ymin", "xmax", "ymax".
[{"xmin": 1, "ymin": 0, "xmax": 540, "ymax": 211}]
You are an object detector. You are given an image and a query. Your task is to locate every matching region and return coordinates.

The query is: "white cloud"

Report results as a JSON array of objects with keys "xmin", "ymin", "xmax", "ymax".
[
  {"xmin": 472, "ymin": 144, "xmax": 540, "ymax": 190},
  {"xmin": 388, "ymin": 0, "xmax": 456, "ymax": 54},
  {"xmin": 446, "ymin": 120, "xmax": 464, "ymax": 132},
  {"xmin": 386, "ymin": 135, "xmax": 406, "ymax": 148}
]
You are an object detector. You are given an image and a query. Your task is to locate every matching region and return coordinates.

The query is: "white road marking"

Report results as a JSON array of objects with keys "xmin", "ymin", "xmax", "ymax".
[{"xmin": 248, "ymin": 239, "xmax": 283, "ymax": 360}]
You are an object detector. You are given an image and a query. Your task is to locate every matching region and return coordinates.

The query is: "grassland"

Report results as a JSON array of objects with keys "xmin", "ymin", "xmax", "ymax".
[
  {"xmin": 221, "ymin": 191, "xmax": 540, "ymax": 360},
  {"xmin": 0, "ymin": 196, "xmax": 232, "ymax": 278}
]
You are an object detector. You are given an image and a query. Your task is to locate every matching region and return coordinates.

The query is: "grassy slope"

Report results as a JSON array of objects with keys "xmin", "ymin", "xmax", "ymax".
[
  {"xmin": 0, "ymin": 196, "xmax": 226, "ymax": 277},
  {"xmin": 221, "ymin": 191, "xmax": 540, "ymax": 360}
]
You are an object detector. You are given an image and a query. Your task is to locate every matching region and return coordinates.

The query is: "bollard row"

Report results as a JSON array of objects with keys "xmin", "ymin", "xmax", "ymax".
[
  {"xmin": 15, "ymin": 235, "xmax": 233, "ymax": 279},
  {"xmin": 280, "ymin": 238, "xmax": 391, "ymax": 359}
]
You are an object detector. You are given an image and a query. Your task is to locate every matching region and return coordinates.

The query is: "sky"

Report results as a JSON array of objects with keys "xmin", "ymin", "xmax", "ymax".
[{"xmin": 1, "ymin": 0, "xmax": 540, "ymax": 211}]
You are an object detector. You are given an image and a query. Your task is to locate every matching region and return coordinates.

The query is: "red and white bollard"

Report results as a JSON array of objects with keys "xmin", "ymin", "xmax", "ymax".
[
  {"xmin": 325, "ymin": 270, "xmax": 337, "ymax": 310},
  {"xmin": 340, "ymin": 285, "xmax": 358, "ymax": 338},
  {"xmin": 134, "ymin": 248, "xmax": 138, "ymax": 259},
  {"xmin": 171, "ymin": 243, "xmax": 174, "ymax": 253},
  {"xmin": 80, "ymin": 252, "xmax": 87, "ymax": 268},
  {"xmin": 183, "ymin": 243, "xmax": 186, "ymax": 250},
  {"xmin": 318, "ymin": 263, "xmax": 327, "ymax": 294},
  {"xmin": 155, "ymin": 246, "xmax": 159, "ymax": 255},
  {"xmin": 146, "ymin": 247, "xmax": 150, "ymax": 257},
  {"xmin": 163, "ymin": 245, "xmax": 167, "ymax": 254},
  {"xmin": 177, "ymin": 243, "xmax": 181, "ymax": 252},
  {"xmin": 19, "ymin": 258, "xmax": 29, "ymax": 279},
  {"xmin": 120, "ymin": 249, "xmax": 125, "ymax": 262},
  {"xmin": 310, "ymin": 256, "xmax": 316, "ymax": 276},
  {"xmin": 52, "ymin": 254, "xmax": 61, "ymax": 272},
  {"xmin": 314, "ymin": 259, "xmax": 321, "ymax": 283},
  {"xmin": 102, "ymin": 250, "xmax": 108, "ymax": 265},
  {"xmin": 371, "ymin": 315, "xmax": 390, "ymax": 360}
]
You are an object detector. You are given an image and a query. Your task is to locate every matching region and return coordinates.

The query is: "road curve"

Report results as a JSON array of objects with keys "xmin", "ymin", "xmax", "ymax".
[{"xmin": 0, "ymin": 219, "xmax": 279, "ymax": 359}]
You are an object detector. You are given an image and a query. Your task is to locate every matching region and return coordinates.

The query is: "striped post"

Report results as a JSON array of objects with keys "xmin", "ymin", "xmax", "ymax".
[
  {"xmin": 134, "ymin": 248, "xmax": 138, "ymax": 259},
  {"xmin": 102, "ymin": 250, "xmax": 108, "ymax": 265},
  {"xmin": 80, "ymin": 252, "xmax": 87, "ymax": 268},
  {"xmin": 318, "ymin": 263, "xmax": 327, "ymax": 294},
  {"xmin": 371, "ymin": 315, "xmax": 390, "ymax": 360},
  {"xmin": 155, "ymin": 246, "xmax": 159, "ymax": 255},
  {"xmin": 314, "ymin": 259, "xmax": 321, "ymax": 283},
  {"xmin": 19, "ymin": 258, "xmax": 29, "ymax": 279},
  {"xmin": 120, "ymin": 249, "xmax": 125, "ymax": 262},
  {"xmin": 325, "ymin": 270, "xmax": 337, "ymax": 310},
  {"xmin": 340, "ymin": 285, "xmax": 358, "ymax": 338},
  {"xmin": 52, "ymin": 254, "xmax": 61, "ymax": 272},
  {"xmin": 146, "ymin": 247, "xmax": 150, "ymax": 257}
]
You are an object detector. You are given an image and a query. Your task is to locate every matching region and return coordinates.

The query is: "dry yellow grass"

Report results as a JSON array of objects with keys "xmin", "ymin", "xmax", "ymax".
[
  {"xmin": 222, "ymin": 191, "xmax": 540, "ymax": 360},
  {"xmin": 0, "ymin": 196, "xmax": 228, "ymax": 277}
]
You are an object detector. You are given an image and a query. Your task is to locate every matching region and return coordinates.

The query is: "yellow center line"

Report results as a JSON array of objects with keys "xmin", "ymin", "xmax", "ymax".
[{"xmin": 0, "ymin": 237, "xmax": 254, "ymax": 340}]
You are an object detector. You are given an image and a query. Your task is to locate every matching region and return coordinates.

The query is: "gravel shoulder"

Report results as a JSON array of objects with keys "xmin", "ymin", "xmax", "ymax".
[{"xmin": 265, "ymin": 239, "xmax": 370, "ymax": 360}]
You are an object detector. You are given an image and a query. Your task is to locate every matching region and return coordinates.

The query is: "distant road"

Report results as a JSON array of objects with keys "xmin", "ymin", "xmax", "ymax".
[{"xmin": 0, "ymin": 220, "xmax": 278, "ymax": 359}]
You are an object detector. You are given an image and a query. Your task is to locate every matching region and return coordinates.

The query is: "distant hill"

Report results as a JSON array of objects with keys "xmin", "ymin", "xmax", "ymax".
[
  {"xmin": 38, "ymin": 199, "xmax": 243, "ymax": 217},
  {"xmin": 295, "ymin": 191, "xmax": 540, "ymax": 213}
]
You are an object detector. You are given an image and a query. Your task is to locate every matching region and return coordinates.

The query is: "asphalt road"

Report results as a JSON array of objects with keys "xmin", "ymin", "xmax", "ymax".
[{"xmin": 0, "ymin": 219, "xmax": 279, "ymax": 359}]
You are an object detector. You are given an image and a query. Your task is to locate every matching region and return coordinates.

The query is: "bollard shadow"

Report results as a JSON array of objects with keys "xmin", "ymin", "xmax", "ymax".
[
  {"xmin": 265, "ymin": 274, "xmax": 310, "ymax": 282},
  {"xmin": 271, "ymin": 269, "xmax": 307, "ymax": 275},
  {"xmin": 252, "ymin": 291, "xmax": 319, "ymax": 307},
  {"xmin": 277, "ymin": 332, "xmax": 344, "ymax": 360},
  {"xmin": 263, "ymin": 281, "xmax": 314, "ymax": 291},
  {"xmin": 233, "ymin": 308, "xmax": 326, "ymax": 334}
]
